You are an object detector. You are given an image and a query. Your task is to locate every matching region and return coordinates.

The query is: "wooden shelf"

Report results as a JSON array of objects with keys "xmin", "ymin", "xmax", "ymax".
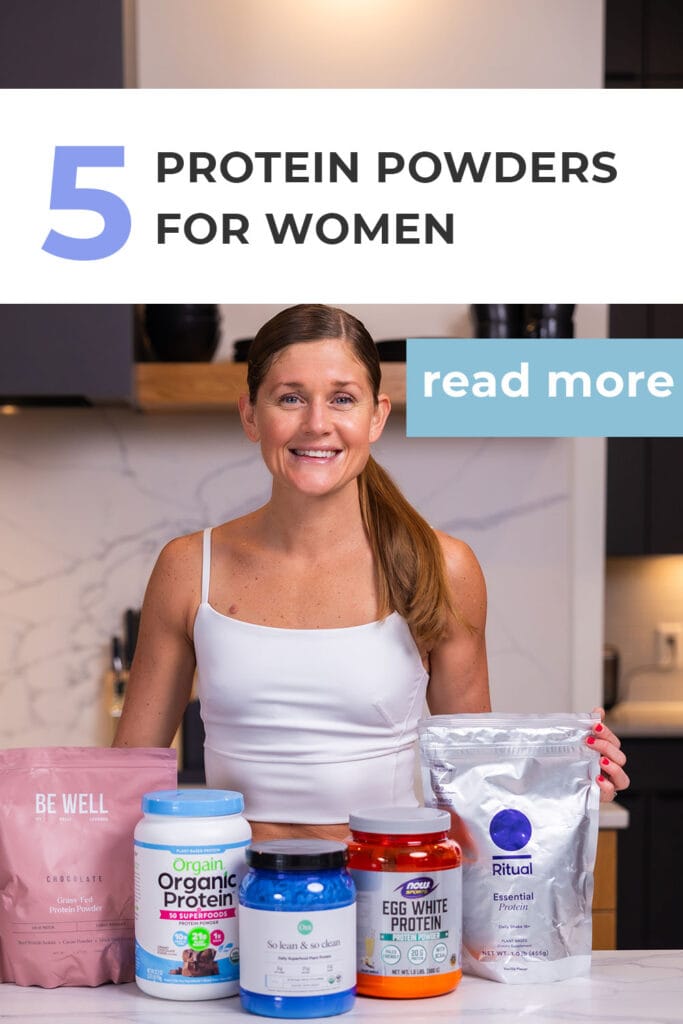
[
  {"xmin": 136, "ymin": 362, "xmax": 247, "ymax": 411},
  {"xmin": 135, "ymin": 362, "xmax": 406, "ymax": 412}
]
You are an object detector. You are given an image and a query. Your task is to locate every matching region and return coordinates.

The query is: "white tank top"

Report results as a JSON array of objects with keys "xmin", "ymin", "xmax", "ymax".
[{"xmin": 194, "ymin": 527, "xmax": 429, "ymax": 823}]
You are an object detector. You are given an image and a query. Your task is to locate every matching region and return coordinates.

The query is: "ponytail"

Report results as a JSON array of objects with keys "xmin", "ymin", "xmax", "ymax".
[{"xmin": 358, "ymin": 455, "xmax": 464, "ymax": 651}]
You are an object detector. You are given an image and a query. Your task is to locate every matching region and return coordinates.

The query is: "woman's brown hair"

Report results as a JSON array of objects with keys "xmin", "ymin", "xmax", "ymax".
[{"xmin": 247, "ymin": 304, "xmax": 460, "ymax": 650}]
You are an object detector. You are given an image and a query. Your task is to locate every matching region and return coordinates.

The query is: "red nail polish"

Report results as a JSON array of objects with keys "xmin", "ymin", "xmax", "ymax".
[
  {"xmin": 601, "ymin": 757, "xmax": 610, "ymax": 766},
  {"xmin": 586, "ymin": 736, "xmax": 595, "ymax": 745},
  {"xmin": 595, "ymin": 723, "xmax": 604, "ymax": 733},
  {"xmin": 597, "ymin": 775, "xmax": 605, "ymax": 783}
]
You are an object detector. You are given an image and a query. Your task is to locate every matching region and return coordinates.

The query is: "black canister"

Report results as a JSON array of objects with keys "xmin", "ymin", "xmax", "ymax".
[
  {"xmin": 525, "ymin": 304, "xmax": 575, "ymax": 339},
  {"xmin": 142, "ymin": 305, "xmax": 220, "ymax": 361},
  {"xmin": 471, "ymin": 305, "xmax": 526, "ymax": 339}
]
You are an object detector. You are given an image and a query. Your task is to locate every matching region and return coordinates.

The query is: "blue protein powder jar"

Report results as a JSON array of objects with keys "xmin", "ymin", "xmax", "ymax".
[{"xmin": 239, "ymin": 840, "xmax": 356, "ymax": 1019}]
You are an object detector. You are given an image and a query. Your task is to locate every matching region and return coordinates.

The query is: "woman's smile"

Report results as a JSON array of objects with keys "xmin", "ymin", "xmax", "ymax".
[{"xmin": 289, "ymin": 447, "xmax": 342, "ymax": 461}]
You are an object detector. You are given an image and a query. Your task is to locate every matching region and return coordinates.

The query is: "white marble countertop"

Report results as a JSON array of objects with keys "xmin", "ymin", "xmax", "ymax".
[
  {"xmin": 2, "ymin": 952, "xmax": 681, "ymax": 1024},
  {"xmin": 599, "ymin": 801, "xmax": 629, "ymax": 829},
  {"xmin": 607, "ymin": 701, "xmax": 683, "ymax": 737}
]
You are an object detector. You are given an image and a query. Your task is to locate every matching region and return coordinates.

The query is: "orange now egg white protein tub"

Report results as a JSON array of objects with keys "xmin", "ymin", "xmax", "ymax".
[{"xmin": 346, "ymin": 807, "xmax": 462, "ymax": 999}]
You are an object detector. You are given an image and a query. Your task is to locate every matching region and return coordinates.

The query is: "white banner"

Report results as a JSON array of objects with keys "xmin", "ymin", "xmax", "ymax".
[{"xmin": 1, "ymin": 88, "xmax": 681, "ymax": 303}]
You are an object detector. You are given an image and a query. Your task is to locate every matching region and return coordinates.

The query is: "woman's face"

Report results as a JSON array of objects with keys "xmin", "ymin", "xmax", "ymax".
[{"xmin": 239, "ymin": 338, "xmax": 390, "ymax": 499}]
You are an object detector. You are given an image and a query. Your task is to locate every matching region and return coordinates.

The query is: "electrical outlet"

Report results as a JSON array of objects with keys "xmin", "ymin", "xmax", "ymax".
[{"xmin": 655, "ymin": 623, "xmax": 682, "ymax": 669}]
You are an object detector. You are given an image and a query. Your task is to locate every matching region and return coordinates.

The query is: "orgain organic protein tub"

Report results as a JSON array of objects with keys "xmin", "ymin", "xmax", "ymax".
[
  {"xmin": 134, "ymin": 789, "xmax": 250, "ymax": 1000},
  {"xmin": 347, "ymin": 807, "xmax": 462, "ymax": 998}
]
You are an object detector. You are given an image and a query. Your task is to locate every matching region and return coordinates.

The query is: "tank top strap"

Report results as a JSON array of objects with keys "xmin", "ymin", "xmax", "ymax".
[{"xmin": 201, "ymin": 526, "xmax": 213, "ymax": 605}]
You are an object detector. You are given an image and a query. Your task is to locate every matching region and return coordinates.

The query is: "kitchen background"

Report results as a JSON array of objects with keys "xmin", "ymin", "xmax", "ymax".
[
  {"xmin": 1, "ymin": 0, "xmax": 680, "ymax": 752},
  {"xmin": 0, "ymin": 0, "xmax": 612, "ymax": 749},
  {"xmin": 0, "ymin": 301, "xmax": 607, "ymax": 750},
  {"xmin": 2, "ymin": 0, "xmax": 679, "ymax": 738},
  {"xmin": 2, "ymin": 0, "xmax": 682, "ymax": 951}
]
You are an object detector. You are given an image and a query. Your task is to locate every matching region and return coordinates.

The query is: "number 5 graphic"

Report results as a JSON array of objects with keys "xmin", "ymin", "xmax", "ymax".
[{"xmin": 42, "ymin": 146, "xmax": 131, "ymax": 260}]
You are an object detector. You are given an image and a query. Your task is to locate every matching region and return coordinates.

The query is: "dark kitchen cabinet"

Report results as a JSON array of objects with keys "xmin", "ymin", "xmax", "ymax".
[
  {"xmin": 606, "ymin": 306, "xmax": 683, "ymax": 555},
  {"xmin": 0, "ymin": 305, "xmax": 134, "ymax": 404},
  {"xmin": 616, "ymin": 738, "xmax": 683, "ymax": 949},
  {"xmin": 607, "ymin": 438, "xmax": 683, "ymax": 554},
  {"xmin": 606, "ymin": 0, "xmax": 683, "ymax": 87},
  {"xmin": 0, "ymin": 0, "xmax": 128, "ymax": 88},
  {"xmin": 0, "ymin": 3, "xmax": 134, "ymax": 404}
]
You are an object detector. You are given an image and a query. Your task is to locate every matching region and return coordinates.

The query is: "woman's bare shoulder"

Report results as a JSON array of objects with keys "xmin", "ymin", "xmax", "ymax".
[
  {"xmin": 143, "ymin": 531, "xmax": 208, "ymax": 631},
  {"xmin": 434, "ymin": 529, "xmax": 485, "ymax": 578},
  {"xmin": 433, "ymin": 530, "xmax": 487, "ymax": 628},
  {"xmin": 153, "ymin": 530, "xmax": 203, "ymax": 581},
  {"xmin": 153, "ymin": 518, "xmax": 255, "ymax": 591}
]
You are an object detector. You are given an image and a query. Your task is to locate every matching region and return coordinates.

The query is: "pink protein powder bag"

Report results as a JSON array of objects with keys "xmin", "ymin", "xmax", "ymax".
[{"xmin": 0, "ymin": 746, "xmax": 177, "ymax": 987}]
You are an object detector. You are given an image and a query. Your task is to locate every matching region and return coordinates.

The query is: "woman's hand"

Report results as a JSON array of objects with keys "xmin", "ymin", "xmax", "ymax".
[{"xmin": 588, "ymin": 707, "xmax": 629, "ymax": 802}]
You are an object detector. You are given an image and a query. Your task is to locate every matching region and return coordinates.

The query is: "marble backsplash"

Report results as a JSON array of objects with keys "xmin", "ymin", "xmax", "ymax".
[{"xmin": 0, "ymin": 408, "xmax": 604, "ymax": 747}]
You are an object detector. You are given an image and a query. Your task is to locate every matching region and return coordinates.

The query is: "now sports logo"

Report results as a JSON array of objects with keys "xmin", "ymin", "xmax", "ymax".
[{"xmin": 394, "ymin": 876, "xmax": 438, "ymax": 899}]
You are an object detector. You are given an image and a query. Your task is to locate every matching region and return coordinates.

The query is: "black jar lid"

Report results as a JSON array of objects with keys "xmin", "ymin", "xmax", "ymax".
[{"xmin": 246, "ymin": 839, "xmax": 348, "ymax": 871}]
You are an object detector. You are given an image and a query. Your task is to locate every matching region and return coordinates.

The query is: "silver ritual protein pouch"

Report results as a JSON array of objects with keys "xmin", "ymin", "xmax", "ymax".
[{"xmin": 419, "ymin": 713, "xmax": 600, "ymax": 983}]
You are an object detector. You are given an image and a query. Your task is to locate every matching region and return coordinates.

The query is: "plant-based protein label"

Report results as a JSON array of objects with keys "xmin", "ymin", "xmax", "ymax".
[
  {"xmin": 134, "ymin": 789, "xmax": 250, "ymax": 1001},
  {"xmin": 238, "ymin": 905, "xmax": 355, "ymax": 995},
  {"xmin": 419, "ymin": 713, "xmax": 601, "ymax": 984},
  {"xmin": 239, "ymin": 839, "xmax": 356, "ymax": 1019},
  {"xmin": 347, "ymin": 807, "xmax": 462, "ymax": 999}
]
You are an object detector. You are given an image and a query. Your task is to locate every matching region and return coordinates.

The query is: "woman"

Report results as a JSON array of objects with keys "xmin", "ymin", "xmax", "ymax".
[{"xmin": 114, "ymin": 304, "xmax": 628, "ymax": 839}]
